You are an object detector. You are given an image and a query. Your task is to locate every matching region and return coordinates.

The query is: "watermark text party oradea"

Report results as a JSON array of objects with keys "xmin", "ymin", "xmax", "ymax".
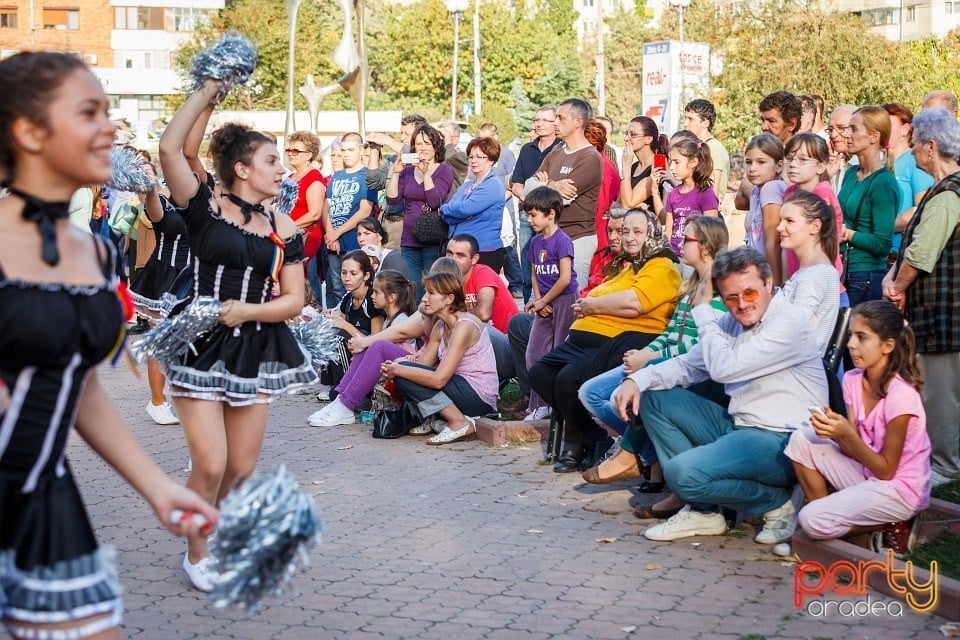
[{"xmin": 794, "ymin": 549, "xmax": 938, "ymax": 617}]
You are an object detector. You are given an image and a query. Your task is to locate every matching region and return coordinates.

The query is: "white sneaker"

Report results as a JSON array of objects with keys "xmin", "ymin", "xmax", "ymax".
[
  {"xmin": 644, "ymin": 505, "xmax": 728, "ymax": 541},
  {"xmin": 315, "ymin": 384, "xmax": 333, "ymax": 402},
  {"xmin": 307, "ymin": 398, "xmax": 355, "ymax": 427},
  {"xmin": 182, "ymin": 553, "xmax": 217, "ymax": 592},
  {"xmin": 524, "ymin": 406, "xmax": 551, "ymax": 421},
  {"xmin": 755, "ymin": 486, "xmax": 803, "ymax": 544},
  {"xmin": 146, "ymin": 401, "xmax": 180, "ymax": 425}
]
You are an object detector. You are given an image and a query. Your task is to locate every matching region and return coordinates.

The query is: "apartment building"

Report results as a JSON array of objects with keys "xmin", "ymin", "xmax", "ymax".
[
  {"xmin": 832, "ymin": 0, "xmax": 960, "ymax": 40},
  {"xmin": 0, "ymin": 0, "xmax": 223, "ymax": 128}
]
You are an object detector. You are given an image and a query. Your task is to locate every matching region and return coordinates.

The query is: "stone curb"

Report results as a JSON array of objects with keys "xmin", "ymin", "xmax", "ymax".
[{"xmin": 792, "ymin": 496, "xmax": 960, "ymax": 621}]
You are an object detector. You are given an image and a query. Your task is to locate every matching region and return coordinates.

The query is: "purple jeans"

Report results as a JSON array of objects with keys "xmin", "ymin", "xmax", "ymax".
[
  {"xmin": 336, "ymin": 340, "xmax": 410, "ymax": 410},
  {"xmin": 525, "ymin": 292, "xmax": 577, "ymax": 411}
]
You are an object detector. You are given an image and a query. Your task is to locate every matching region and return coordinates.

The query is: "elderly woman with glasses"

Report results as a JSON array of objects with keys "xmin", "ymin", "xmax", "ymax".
[
  {"xmin": 440, "ymin": 136, "xmax": 506, "ymax": 273},
  {"xmin": 883, "ymin": 106, "xmax": 960, "ymax": 488},
  {"xmin": 529, "ymin": 208, "xmax": 681, "ymax": 473}
]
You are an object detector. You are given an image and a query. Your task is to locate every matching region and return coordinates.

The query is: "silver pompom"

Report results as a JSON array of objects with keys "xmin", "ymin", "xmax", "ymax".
[
  {"xmin": 188, "ymin": 31, "xmax": 258, "ymax": 95},
  {"xmin": 108, "ymin": 146, "xmax": 157, "ymax": 194},
  {"xmin": 289, "ymin": 315, "xmax": 343, "ymax": 368},
  {"xmin": 130, "ymin": 297, "xmax": 221, "ymax": 365},
  {"xmin": 274, "ymin": 178, "xmax": 299, "ymax": 217},
  {"xmin": 210, "ymin": 465, "xmax": 323, "ymax": 612}
]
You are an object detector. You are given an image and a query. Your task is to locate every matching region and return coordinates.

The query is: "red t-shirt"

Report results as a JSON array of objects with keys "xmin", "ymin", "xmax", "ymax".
[
  {"xmin": 290, "ymin": 168, "xmax": 327, "ymax": 259},
  {"xmin": 464, "ymin": 263, "xmax": 517, "ymax": 333}
]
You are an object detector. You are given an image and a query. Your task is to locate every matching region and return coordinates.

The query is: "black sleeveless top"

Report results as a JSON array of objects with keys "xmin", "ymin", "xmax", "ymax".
[{"xmin": 0, "ymin": 239, "xmax": 122, "ymax": 481}]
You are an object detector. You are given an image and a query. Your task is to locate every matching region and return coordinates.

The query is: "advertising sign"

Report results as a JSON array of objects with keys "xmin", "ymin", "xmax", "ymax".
[{"xmin": 641, "ymin": 40, "xmax": 711, "ymax": 136}]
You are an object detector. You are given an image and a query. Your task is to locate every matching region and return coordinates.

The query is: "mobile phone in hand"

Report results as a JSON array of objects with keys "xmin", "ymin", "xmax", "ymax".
[
  {"xmin": 808, "ymin": 405, "xmax": 827, "ymax": 419},
  {"xmin": 653, "ymin": 153, "xmax": 667, "ymax": 171}
]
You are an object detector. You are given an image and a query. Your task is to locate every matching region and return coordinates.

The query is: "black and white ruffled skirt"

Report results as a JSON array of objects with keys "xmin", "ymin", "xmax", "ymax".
[
  {"xmin": 165, "ymin": 320, "xmax": 318, "ymax": 406},
  {"xmin": 130, "ymin": 262, "xmax": 192, "ymax": 319},
  {"xmin": 1, "ymin": 469, "xmax": 122, "ymax": 630}
]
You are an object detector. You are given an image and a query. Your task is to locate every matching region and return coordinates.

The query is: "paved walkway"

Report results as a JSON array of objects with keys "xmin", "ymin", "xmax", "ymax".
[{"xmin": 71, "ymin": 365, "xmax": 953, "ymax": 639}]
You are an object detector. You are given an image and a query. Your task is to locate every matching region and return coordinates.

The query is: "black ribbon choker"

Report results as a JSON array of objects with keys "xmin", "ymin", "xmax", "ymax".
[
  {"xmin": 5, "ymin": 184, "xmax": 71, "ymax": 266},
  {"xmin": 226, "ymin": 193, "xmax": 266, "ymax": 224}
]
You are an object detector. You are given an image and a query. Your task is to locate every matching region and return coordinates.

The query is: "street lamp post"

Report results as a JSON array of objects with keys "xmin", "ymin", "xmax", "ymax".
[
  {"xmin": 473, "ymin": 0, "xmax": 481, "ymax": 116},
  {"xmin": 669, "ymin": 0, "xmax": 691, "ymax": 106},
  {"xmin": 445, "ymin": 0, "xmax": 469, "ymax": 121}
]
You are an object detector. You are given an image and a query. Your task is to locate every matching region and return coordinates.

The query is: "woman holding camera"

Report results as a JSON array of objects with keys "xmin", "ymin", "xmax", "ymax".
[{"xmin": 386, "ymin": 123, "xmax": 454, "ymax": 297}]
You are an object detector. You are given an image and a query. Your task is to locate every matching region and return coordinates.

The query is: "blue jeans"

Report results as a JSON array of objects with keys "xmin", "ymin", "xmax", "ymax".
[
  {"xmin": 517, "ymin": 213, "xmax": 534, "ymax": 302},
  {"xmin": 641, "ymin": 387, "xmax": 796, "ymax": 514},
  {"xmin": 324, "ymin": 251, "xmax": 345, "ymax": 308},
  {"xmin": 579, "ymin": 365, "xmax": 658, "ymax": 465},
  {"xmin": 401, "ymin": 245, "xmax": 441, "ymax": 300},
  {"xmin": 503, "ymin": 244, "xmax": 523, "ymax": 294},
  {"xmin": 306, "ymin": 256, "xmax": 324, "ymax": 303},
  {"xmin": 844, "ymin": 269, "xmax": 885, "ymax": 308}
]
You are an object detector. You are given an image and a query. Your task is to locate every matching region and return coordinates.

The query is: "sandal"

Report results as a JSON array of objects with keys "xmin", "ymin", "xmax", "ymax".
[{"xmin": 426, "ymin": 417, "xmax": 477, "ymax": 445}]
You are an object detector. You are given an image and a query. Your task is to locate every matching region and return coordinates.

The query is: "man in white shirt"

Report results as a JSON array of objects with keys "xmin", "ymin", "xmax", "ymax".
[{"xmin": 614, "ymin": 246, "xmax": 828, "ymax": 545}]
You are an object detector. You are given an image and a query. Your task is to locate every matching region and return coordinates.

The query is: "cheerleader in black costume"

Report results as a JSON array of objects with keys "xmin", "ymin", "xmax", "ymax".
[
  {"xmin": 130, "ymin": 184, "xmax": 190, "ymax": 425},
  {"xmin": 0, "ymin": 52, "xmax": 216, "ymax": 640},
  {"xmin": 159, "ymin": 80, "xmax": 317, "ymax": 591}
]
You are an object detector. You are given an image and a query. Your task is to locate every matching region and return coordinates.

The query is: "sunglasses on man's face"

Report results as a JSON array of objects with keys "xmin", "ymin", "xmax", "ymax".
[{"xmin": 721, "ymin": 288, "xmax": 761, "ymax": 308}]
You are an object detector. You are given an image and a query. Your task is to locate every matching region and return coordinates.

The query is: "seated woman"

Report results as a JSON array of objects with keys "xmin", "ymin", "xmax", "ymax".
[
  {"xmin": 505, "ymin": 207, "xmax": 628, "ymax": 415},
  {"xmin": 307, "ymin": 268, "xmax": 418, "ymax": 426},
  {"xmin": 357, "ymin": 216, "xmax": 411, "ymax": 279},
  {"xmin": 382, "ymin": 271, "xmax": 499, "ymax": 445},
  {"xmin": 578, "ymin": 216, "xmax": 729, "ymax": 494},
  {"xmin": 529, "ymin": 208, "xmax": 681, "ymax": 472},
  {"xmin": 776, "ymin": 191, "xmax": 841, "ymax": 353},
  {"xmin": 317, "ymin": 249, "xmax": 386, "ymax": 399}
]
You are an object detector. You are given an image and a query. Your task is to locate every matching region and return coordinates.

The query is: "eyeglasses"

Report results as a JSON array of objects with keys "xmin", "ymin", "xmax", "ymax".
[
  {"xmin": 825, "ymin": 125, "xmax": 851, "ymax": 135},
  {"xmin": 785, "ymin": 156, "xmax": 816, "ymax": 165},
  {"xmin": 682, "ymin": 236, "xmax": 699, "ymax": 244},
  {"xmin": 286, "ymin": 149, "xmax": 310, "ymax": 156},
  {"xmin": 467, "ymin": 155, "xmax": 488, "ymax": 161},
  {"xmin": 721, "ymin": 288, "xmax": 762, "ymax": 308},
  {"xmin": 624, "ymin": 132, "xmax": 648, "ymax": 139}
]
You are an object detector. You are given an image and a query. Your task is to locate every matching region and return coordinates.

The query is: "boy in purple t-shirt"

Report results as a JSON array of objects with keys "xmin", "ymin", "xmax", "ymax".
[{"xmin": 522, "ymin": 187, "xmax": 578, "ymax": 419}]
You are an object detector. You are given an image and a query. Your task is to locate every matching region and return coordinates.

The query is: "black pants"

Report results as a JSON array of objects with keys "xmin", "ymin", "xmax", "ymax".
[
  {"xmin": 477, "ymin": 248, "xmax": 506, "ymax": 275},
  {"xmin": 529, "ymin": 329, "xmax": 659, "ymax": 447},
  {"xmin": 508, "ymin": 312, "xmax": 535, "ymax": 395}
]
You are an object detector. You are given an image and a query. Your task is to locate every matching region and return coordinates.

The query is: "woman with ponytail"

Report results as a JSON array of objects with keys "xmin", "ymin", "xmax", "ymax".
[{"xmin": 837, "ymin": 106, "xmax": 900, "ymax": 307}]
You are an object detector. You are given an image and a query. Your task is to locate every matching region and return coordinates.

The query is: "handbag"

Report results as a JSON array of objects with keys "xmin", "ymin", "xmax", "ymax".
[
  {"xmin": 412, "ymin": 205, "xmax": 448, "ymax": 244},
  {"xmin": 372, "ymin": 402, "xmax": 422, "ymax": 439}
]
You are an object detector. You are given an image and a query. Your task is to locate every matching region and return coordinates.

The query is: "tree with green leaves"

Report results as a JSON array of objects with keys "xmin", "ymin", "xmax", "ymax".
[
  {"xmin": 171, "ymin": 0, "xmax": 348, "ymax": 111},
  {"xmin": 647, "ymin": 0, "xmax": 948, "ymax": 150}
]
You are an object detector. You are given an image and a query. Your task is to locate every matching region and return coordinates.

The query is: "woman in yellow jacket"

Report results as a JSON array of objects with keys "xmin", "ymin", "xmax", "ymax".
[{"xmin": 530, "ymin": 208, "xmax": 680, "ymax": 472}]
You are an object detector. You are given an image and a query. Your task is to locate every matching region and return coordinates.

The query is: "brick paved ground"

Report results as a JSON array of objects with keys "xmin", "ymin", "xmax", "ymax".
[{"xmin": 68, "ymin": 365, "xmax": 953, "ymax": 639}]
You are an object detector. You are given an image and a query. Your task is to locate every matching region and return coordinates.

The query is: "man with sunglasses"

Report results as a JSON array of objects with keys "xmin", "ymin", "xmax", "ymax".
[{"xmin": 613, "ymin": 246, "xmax": 828, "ymax": 546}]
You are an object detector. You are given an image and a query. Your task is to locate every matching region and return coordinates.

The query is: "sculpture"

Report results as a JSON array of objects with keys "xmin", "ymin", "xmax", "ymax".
[{"xmin": 284, "ymin": 0, "xmax": 368, "ymax": 140}]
